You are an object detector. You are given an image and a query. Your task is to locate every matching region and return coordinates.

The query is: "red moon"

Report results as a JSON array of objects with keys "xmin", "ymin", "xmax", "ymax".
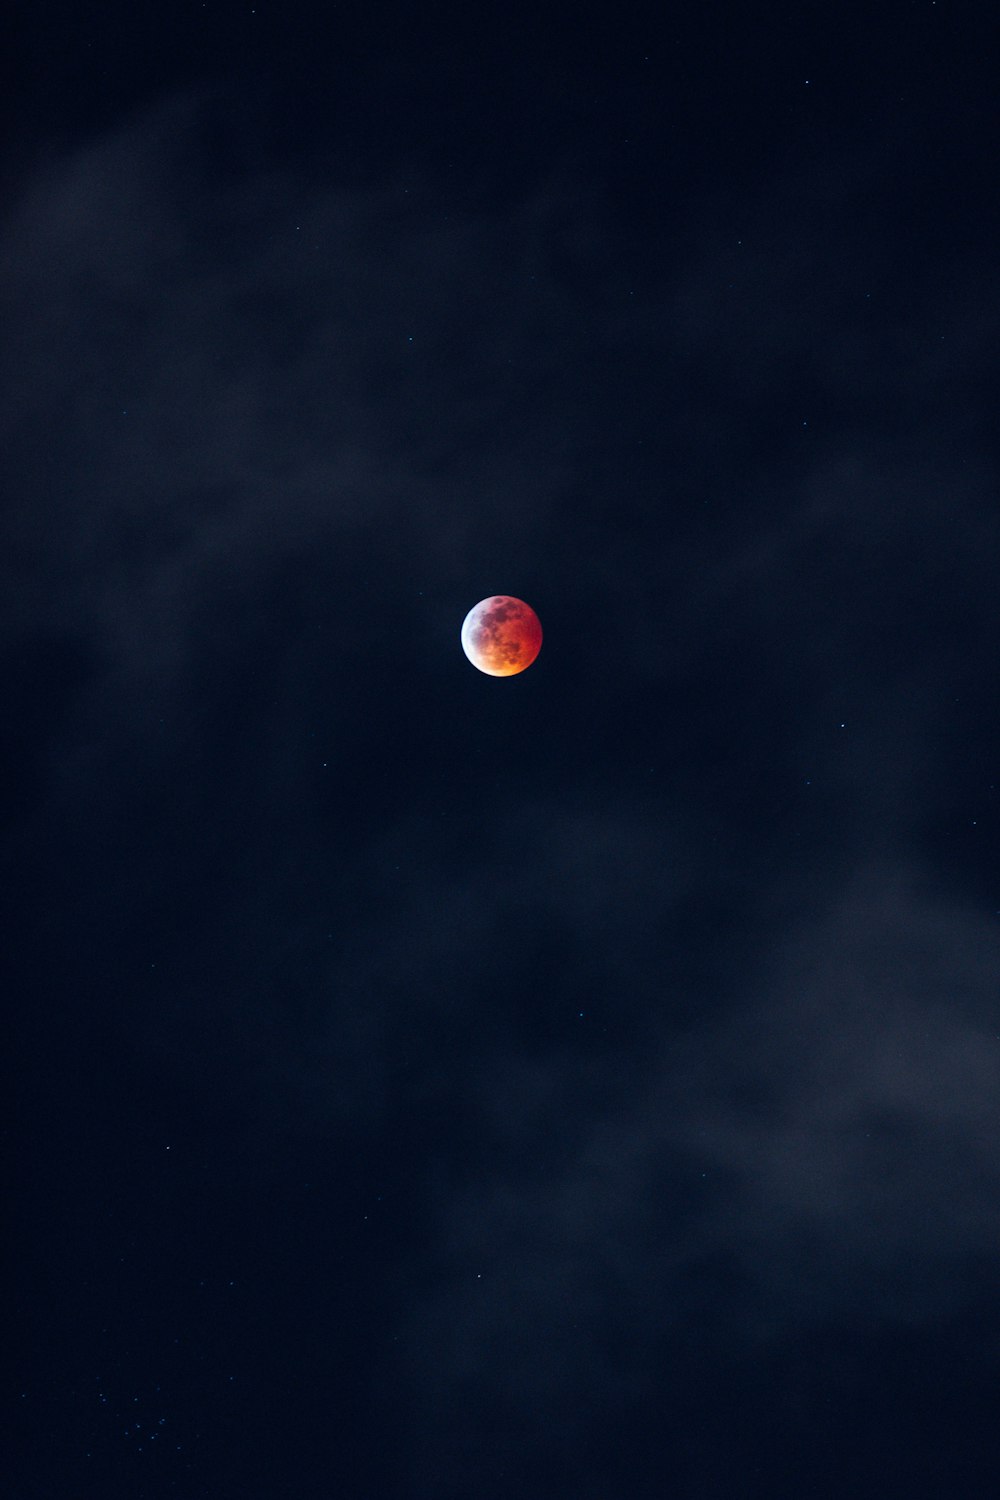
[{"xmin": 461, "ymin": 596, "xmax": 543, "ymax": 677}]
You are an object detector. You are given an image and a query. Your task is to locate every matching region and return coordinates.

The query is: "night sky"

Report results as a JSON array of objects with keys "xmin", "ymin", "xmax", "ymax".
[{"xmin": 6, "ymin": 3, "xmax": 1000, "ymax": 1497}]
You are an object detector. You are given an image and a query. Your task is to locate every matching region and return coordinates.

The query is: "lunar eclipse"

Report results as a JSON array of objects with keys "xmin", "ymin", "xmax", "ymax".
[{"xmin": 461, "ymin": 596, "xmax": 543, "ymax": 676}]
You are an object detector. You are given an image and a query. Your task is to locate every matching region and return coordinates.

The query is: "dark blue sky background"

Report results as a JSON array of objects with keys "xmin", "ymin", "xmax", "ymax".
[{"xmin": 5, "ymin": 3, "xmax": 999, "ymax": 1496}]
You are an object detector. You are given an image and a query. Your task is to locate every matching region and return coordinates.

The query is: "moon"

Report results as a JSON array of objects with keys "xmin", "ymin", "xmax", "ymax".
[{"xmin": 461, "ymin": 595, "xmax": 543, "ymax": 677}]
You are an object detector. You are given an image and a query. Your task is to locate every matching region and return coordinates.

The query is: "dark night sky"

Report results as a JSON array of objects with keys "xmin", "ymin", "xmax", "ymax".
[{"xmin": 5, "ymin": 3, "xmax": 1000, "ymax": 1496}]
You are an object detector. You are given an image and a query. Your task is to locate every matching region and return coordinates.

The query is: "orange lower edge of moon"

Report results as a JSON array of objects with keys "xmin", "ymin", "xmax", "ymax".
[{"xmin": 461, "ymin": 596, "xmax": 543, "ymax": 676}]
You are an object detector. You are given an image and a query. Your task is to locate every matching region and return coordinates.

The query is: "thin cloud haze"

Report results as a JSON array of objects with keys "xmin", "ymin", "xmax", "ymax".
[{"xmin": 6, "ymin": 80, "xmax": 999, "ymax": 1500}]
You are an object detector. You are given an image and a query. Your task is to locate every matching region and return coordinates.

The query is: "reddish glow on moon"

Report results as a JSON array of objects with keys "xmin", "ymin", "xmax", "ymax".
[{"xmin": 461, "ymin": 595, "xmax": 543, "ymax": 677}]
